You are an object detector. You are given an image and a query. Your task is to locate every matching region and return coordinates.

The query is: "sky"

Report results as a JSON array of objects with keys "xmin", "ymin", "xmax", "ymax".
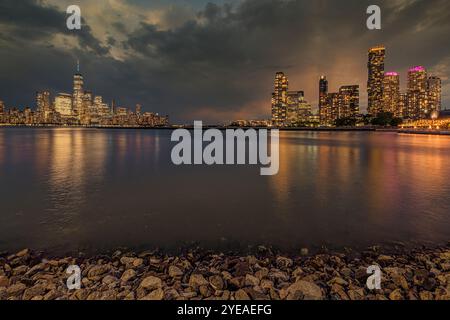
[{"xmin": 0, "ymin": 0, "xmax": 449, "ymax": 123}]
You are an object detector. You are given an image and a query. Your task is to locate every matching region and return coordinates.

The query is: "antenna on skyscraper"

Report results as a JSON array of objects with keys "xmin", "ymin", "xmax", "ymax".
[{"xmin": 76, "ymin": 59, "xmax": 80, "ymax": 73}]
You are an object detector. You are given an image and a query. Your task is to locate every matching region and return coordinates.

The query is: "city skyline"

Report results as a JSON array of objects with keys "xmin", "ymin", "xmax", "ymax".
[{"xmin": 0, "ymin": 0, "xmax": 449, "ymax": 123}]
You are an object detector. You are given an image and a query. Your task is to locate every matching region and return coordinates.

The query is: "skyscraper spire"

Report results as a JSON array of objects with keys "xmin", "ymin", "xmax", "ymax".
[{"xmin": 77, "ymin": 59, "xmax": 80, "ymax": 73}]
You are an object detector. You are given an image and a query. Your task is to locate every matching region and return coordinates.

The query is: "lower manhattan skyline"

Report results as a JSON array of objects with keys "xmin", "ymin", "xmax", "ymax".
[{"xmin": 1, "ymin": 0, "xmax": 449, "ymax": 124}]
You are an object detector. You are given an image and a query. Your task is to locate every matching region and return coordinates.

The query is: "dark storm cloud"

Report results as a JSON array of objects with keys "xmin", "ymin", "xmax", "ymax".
[
  {"xmin": 0, "ymin": 0, "xmax": 449, "ymax": 123},
  {"xmin": 0, "ymin": 0, "xmax": 108, "ymax": 55}
]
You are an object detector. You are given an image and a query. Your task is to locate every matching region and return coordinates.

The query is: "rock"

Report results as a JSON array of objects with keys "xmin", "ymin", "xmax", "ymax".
[
  {"xmin": 7, "ymin": 283, "xmax": 27, "ymax": 296},
  {"xmin": 16, "ymin": 249, "xmax": 30, "ymax": 258},
  {"xmin": 234, "ymin": 262, "xmax": 251, "ymax": 277},
  {"xmin": 229, "ymin": 277, "xmax": 245, "ymax": 289},
  {"xmin": 199, "ymin": 285, "xmax": 213, "ymax": 298},
  {"xmin": 168, "ymin": 266, "xmax": 184, "ymax": 278},
  {"xmin": 209, "ymin": 275, "xmax": 225, "ymax": 291},
  {"xmin": 329, "ymin": 277, "xmax": 348, "ymax": 286},
  {"xmin": 245, "ymin": 274, "xmax": 260, "ymax": 287},
  {"xmin": 378, "ymin": 255, "xmax": 394, "ymax": 266},
  {"xmin": 121, "ymin": 269, "xmax": 137, "ymax": 283},
  {"xmin": 22, "ymin": 284, "xmax": 46, "ymax": 300},
  {"xmin": 347, "ymin": 289, "xmax": 365, "ymax": 300},
  {"xmin": 419, "ymin": 291, "xmax": 434, "ymax": 300},
  {"xmin": 260, "ymin": 279, "xmax": 274, "ymax": 291},
  {"xmin": 12, "ymin": 265, "xmax": 28, "ymax": 276},
  {"xmin": 0, "ymin": 275, "xmax": 9, "ymax": 287},
  {"xmin": 102, "ymin": 275, "xmax": 118, "ymax": 286},
  {"xmin": 189, "ymin": 274, "xmax": 209, "ymax": 290},
  {"xmin": 276, "ymin": 257, "xmax": 293, "ymax": 269},
  {"xmin": 389, "ymin": 289, "xmax": 403, "ymax": 300},
  {"xmin": 255, "ymin": 268, "xmax": 269, "ymax": 280},
  {"xmin": 234, "ymin": 289, "xmax": 251, "ymax": 300},
  {"xmin": 140, "ymin": 276, "xmax": 163, "ymax": 291},
  {"xmin": 286, "ymin": 280, "xmax": 323, "ymax": 300},
  {"xmin": 87, "ymin": 265, "xmax": 110, "ymax": 278}
]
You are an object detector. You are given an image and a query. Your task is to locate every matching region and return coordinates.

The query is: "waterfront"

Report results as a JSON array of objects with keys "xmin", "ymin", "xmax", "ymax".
[{"xmin": 0, "ymin": 128, "xmax": 449, "ymax": 254}]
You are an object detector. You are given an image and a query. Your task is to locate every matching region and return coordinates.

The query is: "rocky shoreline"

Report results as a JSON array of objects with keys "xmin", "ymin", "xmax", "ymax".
[{"xmin": 0, "ymin": 245, "xmax": 449, "ymax": 301}]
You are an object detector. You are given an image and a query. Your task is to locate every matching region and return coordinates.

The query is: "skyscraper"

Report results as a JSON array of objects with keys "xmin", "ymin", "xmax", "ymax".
[
  {"xmin": 327, "ymin": 93, "xmax": 340, "ymax": 125},
  {"xmin": 407, "ymin": 66, "xmax": 428, "ymax": 119},
  {"xmin": 36, "ymin": 91, "xmax": 51, "ymax": 123},
  {"xmin": 399, "ymin": 93, "xmax": 407, "ymax": 119},
  {"xmin": 427, "ymin": 76, "xmax": 442, "ymax": 115},
  {"xmin": 382, "ymin": 72, "xmax": 400, "ymax": 116},
  {"xmin": 319, "ymin": 76, "xmax": 328, "ymax": 125},
  {"xmin": 338, "ymin": 85, "xmax": 360, "ymax": 119},
  {"xmin": 367, "ymin": 46, "xmax": 385, "ymax": 116},
  {"xmin": 271, "ymin": 72, "xmax": 288, "ymax": 126},
  {"xmin": 54, "ymin": 93, "xmax": 73, "ymax": 117},
  {"xmin": 73, "ymin": 73, "xmax": 84, "ymax": 119},
  {"xmin": 0, "ymin": 100, "xmax": 4, "ymax": 123}
]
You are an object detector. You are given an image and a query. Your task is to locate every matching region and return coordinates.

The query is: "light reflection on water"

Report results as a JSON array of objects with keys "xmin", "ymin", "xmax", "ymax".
[{"xmin": 0, "ymin": 128, "xmax": 449, "ymax": 254}]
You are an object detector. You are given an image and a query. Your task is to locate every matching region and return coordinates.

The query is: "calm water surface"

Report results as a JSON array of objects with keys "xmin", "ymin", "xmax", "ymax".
[{"xmin": 0, "ymin": 128, "xmax": 449, "ymax": 254}]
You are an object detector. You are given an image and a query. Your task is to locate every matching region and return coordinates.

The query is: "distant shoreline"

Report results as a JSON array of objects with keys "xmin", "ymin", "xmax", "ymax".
[{"xmin": 2, "ymin": 125, "xmax": 450, "ymax": 136}]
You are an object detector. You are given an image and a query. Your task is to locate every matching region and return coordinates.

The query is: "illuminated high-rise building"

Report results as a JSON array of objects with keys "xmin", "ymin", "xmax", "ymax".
[
  {"xmin": 367, "ymin": 46, "xmax": 385, "ymax": 116},
  {"xmin": 54, "ymin": 93, "xmax": 73, "ymax": 117},
  {"xmin": 285, "ymin": 91, "xmax": 303, "ymax": 125},
  {"xmin": 382, "ymin": 72, "xmax": 400, "ymax": 116},
  {"xmin": 427, "ymin": 76, "xmax": 442, "ymax": 115},
  {"xmin": 399, "ymin": 93, "xmax": 407, "ymax": 119},
  {"xmin": 407, "ymin": 66, "xmax": 428, "ymax": 119},
  {"xmin": 326, "ymin": 92, "xmax": 340, "ymax": 125},
  {"xmin": 319, "ymin": 76, "xmax": 328, "ymax": 125},
  {"xmin": 80, "ymin": 91, "xmax": 93, "ymax": 125},
  {"xmin": 271, "ymin": 72, "xmax": 288, "ymax": 126},
  {"xmin": 0, "ymin": 100, "xmax": 4, "ymax": 123},
  {"xmin": 73, "ymin": 73, "xmax": 84, "ymax": 119},
  {"xmin": 36, "ymin": 91, "xmax": 52, "ymax": 122},
  {"xmin": 338, "ymin": 85, "xmax": 359, "ymax": 119}
]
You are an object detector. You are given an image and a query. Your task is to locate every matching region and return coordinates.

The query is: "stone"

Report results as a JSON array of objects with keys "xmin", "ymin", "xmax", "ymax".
[
  {"xmin": 142, "ymin": 288, "xmax": 164, "ymax": 300},
  {"xmin": 168, "ymin": 266, "xmax": 184, "ymax": 278},
  {"xmin": 389, "ymin": 289, "xmax": 403, "ymax": 300},
  {"xmin": 260, "ymin": 279, "xmax": 274, "ymax": 291},
  {"xmin": 189, "ymin": 274, "xmax": 209, "ymax": 290},
  {"xmin": 276, "ymin": 257, "xmax": 293, "ymax": 268},
  {"xmin": 22, "ymin": 284, "xmax": 46, "ymax": 300},
  {"xmin": 419, "ymin": 291, "xmax": 434, "ymax": 300},
  {"xmin": 245, "ymin": 274, "xmax": 260, "ymax": 287},
  {"xmin": 0, "ymin": 275, "xmax": 9, "ymax": 287},
  {"xmin": 234, "ymin": 289, "xmax": 251, "ymax": 300},
  {"xmin": 16, "ymin": 249, "xmax": 30, "ymax": 257},
  {"xmin": 7, "ymin": 283, "xmax": 27, "ymax": 296},
  {"xmin": 329, "ymin": 277, "xmax": 348, "ymax": 286},
  {"xmin": 12, "ymin": 265, "xmax": 28, "ymax": 276},
  {"xmin": 87, "ymin": 265, "xmax": 110, "ymax": 278},
  {"xmin": 209, "ymin": 275, "xmax": 225, "ymax": 291},
  {"xmin": 121, "ymin": 269, "xmax": 137, "ymax": 283},
  {"xmin": 347, "ymin": 289, "xmax": 365, "ymax": 300},
  {"xmin": 102, "ymin": 275, "xmax": 118, "ymax": 285},
  {"xmin": 286, "ymin": 280, "xmax": 323, "ymax": 300},
  {"xmin": 140, "ymin": 276, "xmax": 163, "ymax": 291},
  {"xmin": 255, "ymin": 268, "xmax": 269, "ymax": 280},
  {"xmin": 229, "ymin": 277, "xmax": 245, "ymax": 289}
]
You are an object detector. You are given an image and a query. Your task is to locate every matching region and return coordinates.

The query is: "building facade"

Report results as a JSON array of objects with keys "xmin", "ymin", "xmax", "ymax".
[
  {"xmin": 319, "ymin": 75, "xmax": 328, "ymax": 126},
  {"xmin": 271, "ymin": 72, "xmax": 288, "ymax": 126},
  {"xmin": 407, "ymin": 66, "xmax": 428, "ymax": 119},
  {"xmin": 367, "ymin": 46, "xmax": 385, "ymax": 116},
  {"xmin": 427, "ymin": 76, "xmax": 442, "ymax": 115},
  {"xmin": 382, "ymin": 72, "xmax": 400, "ymax": 117}
]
